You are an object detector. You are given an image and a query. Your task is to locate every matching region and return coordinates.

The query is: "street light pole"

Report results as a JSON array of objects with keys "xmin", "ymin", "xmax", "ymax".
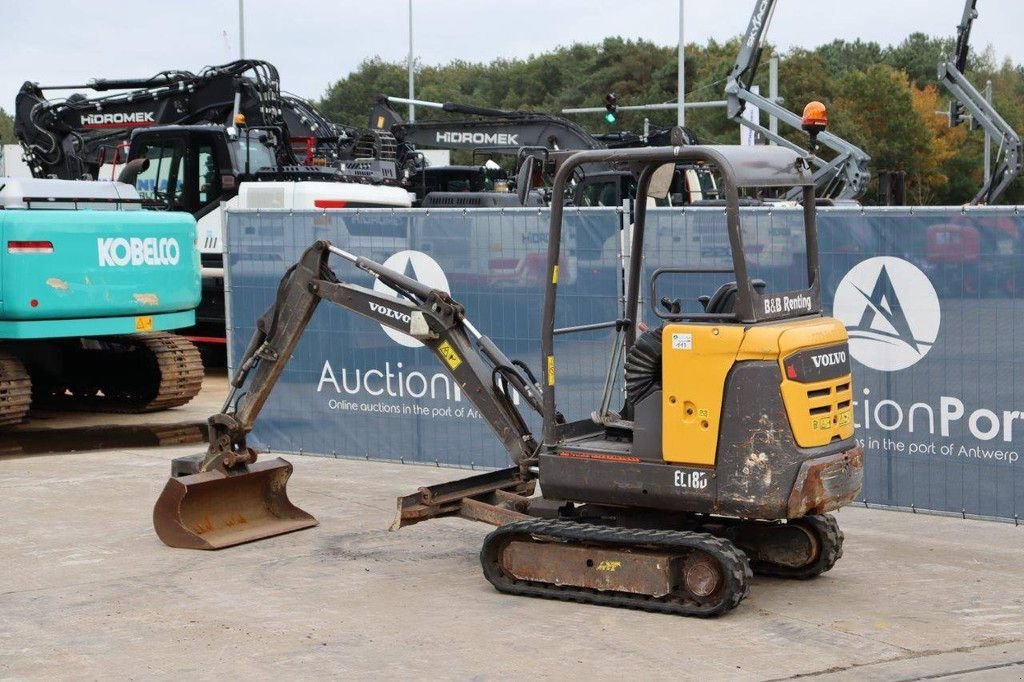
[
  {"xmin": 408, "ymin": 0, "xmax": 416, "ymax": 123},
  {"xmin": 238, "ymin": 0, "xmax": 246, "ymax": 59},
  {"xmin": 984, "ymin": 79, "xmax": 992, "ymax": 186},
  {"xmin": 768, "ymin": 55, "xmax": 779, "ymax": 142},
  {"xmin": 678, "ymin": 0, "xmax": 685, "ymax": 126}
]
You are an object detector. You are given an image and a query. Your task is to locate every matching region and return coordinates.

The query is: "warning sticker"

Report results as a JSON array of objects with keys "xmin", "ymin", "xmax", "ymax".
[
  {"xmin": 437, "ymin": 341, "xmax": 463, "ymax": 370},
  {"xmin": 671, "ymin": 333, "xmax": 693, "ymax": 350},
  {"xmin": 811, "ymin": 415, "xmax": 833, "ymax": 431}
]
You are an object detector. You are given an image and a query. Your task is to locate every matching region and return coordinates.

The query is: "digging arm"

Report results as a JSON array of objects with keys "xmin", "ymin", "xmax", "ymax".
[{"xmin": 201, "ymin": 240, "xmax": 541, "ymax": 472}]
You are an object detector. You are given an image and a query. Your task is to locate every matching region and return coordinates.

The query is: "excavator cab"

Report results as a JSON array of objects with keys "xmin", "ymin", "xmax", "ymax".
[{"xmin": 532, "ymin": 142, "xmax": 861, "ymax": 518}]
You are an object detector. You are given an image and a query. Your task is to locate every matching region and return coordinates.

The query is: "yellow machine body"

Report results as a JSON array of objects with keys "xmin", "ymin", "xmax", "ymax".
[{"xmin": 661, "ymin": 316, "xmax": 854, "ymax": 466}]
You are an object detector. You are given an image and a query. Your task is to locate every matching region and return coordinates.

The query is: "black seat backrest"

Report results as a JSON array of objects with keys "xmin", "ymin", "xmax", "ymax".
[{"xmin": 705, "ymin": 279, "xmax": 766, "ymax": 315}]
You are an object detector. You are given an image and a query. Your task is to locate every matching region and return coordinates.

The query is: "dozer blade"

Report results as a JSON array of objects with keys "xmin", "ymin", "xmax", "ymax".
[{"xmin": 153, "ymin": 457, "xmax": 317, "ymax": 550}]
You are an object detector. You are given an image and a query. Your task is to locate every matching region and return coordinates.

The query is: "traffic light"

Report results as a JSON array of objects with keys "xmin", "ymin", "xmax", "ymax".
[
  {"xmin": 949, "ymin": 99, "xmax": 965, "ymax": 127},
  {"xmin": 604, "ymin": 92, "xmax": 618, "ymax": 125}
]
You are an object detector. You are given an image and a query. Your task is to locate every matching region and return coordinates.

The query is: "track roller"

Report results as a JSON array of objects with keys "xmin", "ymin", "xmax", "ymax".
[{"xmin": 480, "ymin": 519, "xmax": 751, "ymax": 617}]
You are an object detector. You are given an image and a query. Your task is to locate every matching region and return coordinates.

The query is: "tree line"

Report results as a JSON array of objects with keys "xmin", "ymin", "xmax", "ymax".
[{"xmin": 319, "ymin": 34, "xmax": 1024, "ymax": 206}]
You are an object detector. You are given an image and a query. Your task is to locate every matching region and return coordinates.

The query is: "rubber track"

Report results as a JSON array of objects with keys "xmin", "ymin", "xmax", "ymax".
[
  {"xmin": 0, "ymin": 350, "xmax": 32, "ymax": 426},
  {"xmin": 39, "ymin": 332, "xmax": 203, "ymax": 414},
  {"xmin": 480, "ymin": 519, "xmax": 752, "ymax": 617},
  {"xmin": 750, "ymin": 514, "xmax": 844, "ymax": 580}
]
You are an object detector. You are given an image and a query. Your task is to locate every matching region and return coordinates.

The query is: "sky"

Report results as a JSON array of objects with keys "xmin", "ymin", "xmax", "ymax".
[{"xmin": 6, "ymin": 0, "xmax": 1024, "ymax": 117}]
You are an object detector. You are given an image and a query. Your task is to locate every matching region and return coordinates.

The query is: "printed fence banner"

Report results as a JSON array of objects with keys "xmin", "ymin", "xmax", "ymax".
[{"xmin": 226, "ymin": 206, "xmax": 1024, "ymax": 522}]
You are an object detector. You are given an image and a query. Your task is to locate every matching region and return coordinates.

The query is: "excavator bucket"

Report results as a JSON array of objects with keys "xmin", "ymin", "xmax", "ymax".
[{"xmin": 153, "ymin": 457, "xmax": 317, "ymax": 550}]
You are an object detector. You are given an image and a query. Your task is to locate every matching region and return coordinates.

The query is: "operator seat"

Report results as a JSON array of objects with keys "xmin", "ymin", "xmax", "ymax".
[
  {"xmin": 704, "ymin": 279, "xmax": 767, "ymax": 315},
  {"xmin": 622, "ymin": 278, "xmax": 768, "ymax": 417}
]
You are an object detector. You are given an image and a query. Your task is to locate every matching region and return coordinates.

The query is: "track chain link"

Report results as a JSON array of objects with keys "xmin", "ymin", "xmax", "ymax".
[
  {"xmin": 134, "ymin": 332, "xmax": 205, "ymax": 412},
  {"xmin": 0, "ymin": 350, "xmax": 32, "ymax": 426}
]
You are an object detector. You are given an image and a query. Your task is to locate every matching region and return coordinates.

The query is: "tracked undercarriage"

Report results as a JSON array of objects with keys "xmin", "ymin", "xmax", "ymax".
[
  {"xmin": 391, "ymin": 465, "xmax": 844, "ymax": 615},
  {"xmin": 1, "ymin": 332, "xmax": 202, "ymax": 426}
]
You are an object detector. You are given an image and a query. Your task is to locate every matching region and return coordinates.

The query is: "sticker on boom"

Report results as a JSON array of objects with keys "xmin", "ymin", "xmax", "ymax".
[
  {"xmin": 595, "ymin": 560, "xmax": 622, "ymax": 572},
  {"xmin": 437, "ymin": 341, "xmax": 462, "ymax": 370}
]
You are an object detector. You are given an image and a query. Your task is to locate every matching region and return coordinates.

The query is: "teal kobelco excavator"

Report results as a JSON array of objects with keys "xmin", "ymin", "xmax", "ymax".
[
  {"xmin": 0, "ymin": 178, "xmax": 202, "ymax": 426},
  {"xmin": 154, "ymin": 104, "xmax": 864, "ymax": 617}
]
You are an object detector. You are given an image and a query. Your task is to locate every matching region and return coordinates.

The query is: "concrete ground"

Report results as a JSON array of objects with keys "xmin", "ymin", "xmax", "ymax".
[{"xmin": 1, "ymin": 447, "xmax": 1022, "ymax": 681}]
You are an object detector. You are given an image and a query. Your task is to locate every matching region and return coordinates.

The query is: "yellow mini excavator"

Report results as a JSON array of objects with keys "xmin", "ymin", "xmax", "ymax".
[{"xmin": 154, "ymin": 104, "xmax": 864, "ymax": 617}]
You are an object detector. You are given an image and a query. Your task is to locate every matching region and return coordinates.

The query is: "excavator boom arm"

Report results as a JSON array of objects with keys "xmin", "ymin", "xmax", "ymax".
[
  {"xmin": 205, "ymin": 241, "xmax": 540, "ymax": 473},
  {"xmin": 370, "ymin": 95, "xmax": 605, "ymax": 161}
]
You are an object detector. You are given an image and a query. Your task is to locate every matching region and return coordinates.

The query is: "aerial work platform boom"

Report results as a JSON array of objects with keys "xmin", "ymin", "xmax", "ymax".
[
  {"xmin": 937, "ymin": 0, "xmax": 1022, "ymax": 204},
  {"xmin": 725, "ymin": 0, "xmax": 871, "ymax": 200}
]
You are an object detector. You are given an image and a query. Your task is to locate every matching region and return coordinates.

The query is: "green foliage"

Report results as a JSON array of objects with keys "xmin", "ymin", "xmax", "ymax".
[
  {"xmin": 320, "ymin": 58, "xmax": 408, "ymax": 128},
  {"xmin": 317, "ymin": 32, "xmax": 1024, "ymax": 205},
  {"xmin": 816, "ymin": 40, "xmax": 885, "ymax": 77},
  {"xmin": 832, "ymin": 66, "xmax": 922, "ymax": 169},
  {"xmin": 885, "ymin": 33, "xmax": 953, "ymax": 88},
  {"xmin": 0, "ymin": 108, "xmax": 13, "ymax": 145}
]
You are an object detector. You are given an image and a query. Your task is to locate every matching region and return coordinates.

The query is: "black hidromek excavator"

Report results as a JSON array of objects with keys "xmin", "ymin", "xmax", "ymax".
[
  {"xmin": 153, "ymin": 104, "xmax": 864, "ymax": 617},
  {"xmin": 14, "ymin": 59, "xmax": 355, "ymax": 180},
  {"xmin": 15, "ymin": 60, "xmax": 410, "ymax": 348}
]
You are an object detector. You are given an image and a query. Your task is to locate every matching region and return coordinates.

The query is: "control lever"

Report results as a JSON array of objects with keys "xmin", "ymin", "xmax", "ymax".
[
  {"xmin": 660, "ymin": 297, "xmax": 682, "ymax": 315},
  {"xmin": 592, "ymin": 319, "xmax": 633, "ymax": 427}
]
